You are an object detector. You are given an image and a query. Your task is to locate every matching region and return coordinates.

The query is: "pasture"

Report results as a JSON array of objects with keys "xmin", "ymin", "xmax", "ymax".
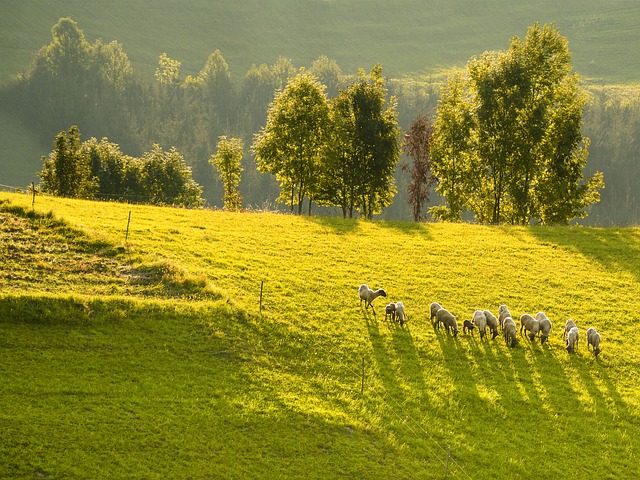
[{"xmin": 1, "ymin": 191, "xmax": 639, "ymax": 478}]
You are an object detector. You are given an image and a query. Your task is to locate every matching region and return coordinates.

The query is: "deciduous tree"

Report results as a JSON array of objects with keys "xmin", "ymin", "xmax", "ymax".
[
  {"xmin": 210, "ymin": 136, "xmax": 244, "ymax": 211},
  {"xmin": 252, "ymin": 71, "xmax": 330, "ymax": 214}
]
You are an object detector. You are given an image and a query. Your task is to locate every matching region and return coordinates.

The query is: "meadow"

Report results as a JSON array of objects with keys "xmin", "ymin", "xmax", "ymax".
[
  {"xmin": 1, "ymin": 191, "xmax": 639, "ymax": 478},
  {"xmin": 2, "ymin": 0, "xmax": 640, "ymax": 84}
]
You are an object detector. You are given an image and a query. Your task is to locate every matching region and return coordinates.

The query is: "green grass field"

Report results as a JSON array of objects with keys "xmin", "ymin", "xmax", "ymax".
[
  {"xmin": 1, "ymin": 191, "xmax": 639, "ymax": 478},
  {"xmin": 2, "ymin": 0, "xmax": 640, "ymax": 84}
]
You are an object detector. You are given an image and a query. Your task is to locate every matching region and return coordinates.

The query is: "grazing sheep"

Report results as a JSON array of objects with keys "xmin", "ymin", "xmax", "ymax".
[
  {"xmin": 463, "ymin": 320, "xmax": 475, "ymax": 334},
  {"xmin": 566, "ymin": 326, "xmax": 579, "ymax": 353},
  {"xmin": 473, "ymin": 310, "xmax": 487, "ymax": 340},
  {"xmin": 563, "ymin": 319, "xmax": 578, "ymax": 340},
  {"xmin": 358, "ymin": 284, "xmax": 387, "ymax": 314},
  {"xmin": 395, "ymin": 301, "xmax": 406, "ymax": 326},
  {"xmin": 498, "ymin": 305, "xmax": 512, "ymax": 330},
  {"xmin": 385, "ymin": 303, "xmax": 396, "ymax": 322},
  {"xmin": 503, "ymin": 317, "xmax": 518, "ymax": 348},
  {"xmin": 586, "ymin": 327, "xmax": 602, "ymax": 358},
  {"xmin": 437, "ymin": 308, "xmax": 458, "ymax": 337},
  {"xmin": 520, "ymin": 314, "xmax": 540, "ymax": 342},
  {"xmin": 483, "ymin": 310, "xmax": 499, "ymax": 339},
  {"xmin": 536, "ymin": 312, "xmax": 552, "ymax": 345},
  {"xmin": 430, "ymin": 302, "xmax": 443, "ymax": 323}
]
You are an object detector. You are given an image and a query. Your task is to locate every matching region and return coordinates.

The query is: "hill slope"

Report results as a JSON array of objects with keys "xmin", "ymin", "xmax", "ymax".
[
  {"xmin": 1, "ymin": 192, "xmax": 639, "ymax": 478},
  {"xmin": 2, "ymin": 0, "xmax": 640, "ymax": 84}
]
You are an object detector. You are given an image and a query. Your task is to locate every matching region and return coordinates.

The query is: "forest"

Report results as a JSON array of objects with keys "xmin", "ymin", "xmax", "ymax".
[{"xmin": 0, "ymin": 17, "xmax": 638, "ymax": 225}]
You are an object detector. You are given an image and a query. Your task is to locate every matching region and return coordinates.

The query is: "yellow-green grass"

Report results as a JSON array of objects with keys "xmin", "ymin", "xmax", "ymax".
[{"xmin": 1, "ymin": 191, "xmax": 639, "ymax": 479}]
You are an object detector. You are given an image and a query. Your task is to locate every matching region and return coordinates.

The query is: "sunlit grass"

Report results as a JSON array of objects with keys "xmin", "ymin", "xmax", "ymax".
[{"xmin": 1, "ymin": 191, "xmax": 639, "ymax": 478}]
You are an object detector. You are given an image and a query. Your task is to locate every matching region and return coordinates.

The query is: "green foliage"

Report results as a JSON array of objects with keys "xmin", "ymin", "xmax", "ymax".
[
  {"xmin": 39, "ymin": 127, "xmax": 204, "ymax": 206},
  {"xmin": 139, "ymin": 144, "xmax": 203, "ymax": 207},
  {"xmin": 39, "ymin": 125, "xmax": 98, "ymax": 198},
  {"xmin": 432, "ymin": 23, "xmax": 604, "ymax": 225},
  {"xmin": 319, "ymin": 66, "xmax": 401, "ymax": 219},
  {"xmin": 253, "ymin": 70, "xmax": 331, "ymax": 214},
  {"xmin": 210, "ymin": 136, "xmax": 244, "ymax": 211}
]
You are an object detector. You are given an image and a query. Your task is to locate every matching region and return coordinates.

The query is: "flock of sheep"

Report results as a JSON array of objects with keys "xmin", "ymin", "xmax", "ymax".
[{"xmin": 358, "ymin": 284, "xmax": 602, "ymax": 358}]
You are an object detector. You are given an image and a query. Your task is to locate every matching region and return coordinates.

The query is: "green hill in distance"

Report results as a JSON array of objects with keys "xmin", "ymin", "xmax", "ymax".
[
  {"xmin": 1, "ymin": 191, "xmax": 639, "ymax": 478},
  {"xmin": 2, "ymin": 0, "xmax": 640, "ymax": 84}
]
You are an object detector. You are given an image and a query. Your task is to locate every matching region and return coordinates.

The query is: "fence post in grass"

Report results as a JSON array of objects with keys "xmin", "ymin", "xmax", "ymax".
[
  {"xmin": 259, "ymin": 280, "xmax": 264, "ymax": 314},
  {"xmin": 125, "ymin": 210, "xmax": 132, "ymax": 243},
  {"xmin": 361, "ymin": 356, "xmax": 365, "ymax": 395},
  {"xmin": 31, "ymin": 182, "xmax": 35, "ymax": 209}
]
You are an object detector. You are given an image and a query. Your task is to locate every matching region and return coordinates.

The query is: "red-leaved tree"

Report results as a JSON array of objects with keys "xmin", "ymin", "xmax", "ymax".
[{"xmin": 402, "ymin": 114, "xmax": 435, "ymax": 221}]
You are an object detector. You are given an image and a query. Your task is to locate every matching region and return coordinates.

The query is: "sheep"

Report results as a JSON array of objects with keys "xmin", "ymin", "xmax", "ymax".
[
  {"xmin": 586, "ymin": 327, "xmax": 602, "ymax": 358},
  {"xmin": 430, "ymin": 302, "xmax": 442, "ymax": 324},
  {"xmin": 503, "ymin": 317, "xmax": 518, "ymax": 348},
  {"xmin": 563, "ymin": 319, "xmax": 578, "ymax": 341},
  {"xmin": 463, "ymin": 320, "xmax": 475, "ymax": 334},
  {"xmin": 473, "ymin": 310, "xmax": 487, "ymax": 340},
  {"xmin": 358, "ymin": 284, "xmax": 387, "ymax": 314},
  {"xmin": 566, "ymin": 326, "xmax": 579, "ymax": 353},
  {"xmin": 385, "ymin": 303, "xmax": 396, "ymax": 322},
  {"xmin": 437, "ymin": 308, "xmax": 458, "ymax": 337},
  {"xmin": 483, "ymin": 310, "xmax": 499, "ymax": 339},
  {"xmin": 498, "ymin": 304, "xmax": 512, "ymax": 330},
  {"xmin": 395, "ymin": 301, "xmax": 406, "ymax": 326},
  {"xmin": 536, "ymin": 312, "xmax": 552, "ymax": 345},
  {"xmin": 520, "ymin": 314, "xmax": 540, "ymax": 342}
]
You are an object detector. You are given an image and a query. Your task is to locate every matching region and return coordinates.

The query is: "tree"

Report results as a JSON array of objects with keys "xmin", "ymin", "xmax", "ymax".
[
  {"xmin": 210, "ymin": 136, "xmax": 244, "ymax": 211},
  {"xmin": 321, "ymin": 66, "xmax": 400, "ymax": 219},
  {"xmin": 430, "ymin": 71, "xmax": 476, "ymax": 222},
  {"xmin": 252, "ymin": 70, "xmax": 330, "ymax": 214},
  {"xmin": 431, "ymin": 23, "xmax": 604, "ymax": 224},
  {"xmin": 402, "ymin": 113, "xmax": 435, "ymax": 222},
  {"xmin": 140, "ymin": 144, "xmax": 203, "ymax": 207},
  {"xmin": 39, "ymin": 125, "xmax": 97, "ymax": 198}
]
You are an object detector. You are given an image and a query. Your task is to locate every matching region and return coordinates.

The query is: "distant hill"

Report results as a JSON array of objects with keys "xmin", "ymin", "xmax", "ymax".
[{"xmin": 2, "ymin": 0, "xmax": 640, "ymax": 84}]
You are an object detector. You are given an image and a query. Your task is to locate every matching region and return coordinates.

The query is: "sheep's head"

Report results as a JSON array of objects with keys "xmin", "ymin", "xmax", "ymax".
[
  {"xmin": 529, "ymin": 332, "xmax": 537, "ymax": 342},
  {"xmin": 385, "ymin": 303, "xmax": 396, "ymax": 314},
  {"xmin": 510, "ymin": 337, "xmax": 518, "ymax": 348},
  {"xmin": 379, "ymin": 289, "xmax": 387, "ymax": 297},
  {"xmin": 594, "ymin": 347, "xmax": 601, "ymax": 358},
  {"xmin": 540, "ymin": 334, "xmax": 548, "ymax": 344}
]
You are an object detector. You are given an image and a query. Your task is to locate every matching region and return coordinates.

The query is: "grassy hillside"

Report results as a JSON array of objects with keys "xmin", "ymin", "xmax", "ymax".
[
  {"xmin": 1, "ymin": 191, "xmax": 639, "ymax": 478},
  {"xmin": 2, "ymin": 0, "xmax": 640, "ymax": 84}
]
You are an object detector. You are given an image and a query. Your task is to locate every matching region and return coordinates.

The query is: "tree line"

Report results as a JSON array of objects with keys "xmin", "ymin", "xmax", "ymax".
[{"xmin": 3, "ymin": 17, "xmax": 637, "ymax": 224}]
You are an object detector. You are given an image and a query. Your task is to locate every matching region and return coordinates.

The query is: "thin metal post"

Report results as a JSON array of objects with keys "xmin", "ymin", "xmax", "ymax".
[
  {"xmin": 125, "ymin": 210, "xmax": 132, "ymax": 243},
  {"xmin": 361, "ymin": 357, "xmax": 365, "ymax": 395},
  {"xmin": 259, "ymin": 280, "xmax": 264, "ymax": 314}
]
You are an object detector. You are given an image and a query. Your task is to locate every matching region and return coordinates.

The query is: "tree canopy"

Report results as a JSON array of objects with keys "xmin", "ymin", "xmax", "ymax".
[{"xmin": 430, "ymin": 23, "xmax": 604, "ymax": 225}]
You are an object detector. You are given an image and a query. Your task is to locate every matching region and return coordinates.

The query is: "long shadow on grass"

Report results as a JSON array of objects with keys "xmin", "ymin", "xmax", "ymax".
[
  {"xmin": 431, "ymin": 325, "xmax": 636, "ymax": 477},
  {"xmin": 529, "ymin": 226, "xmax": 640, "ymax": 284}
]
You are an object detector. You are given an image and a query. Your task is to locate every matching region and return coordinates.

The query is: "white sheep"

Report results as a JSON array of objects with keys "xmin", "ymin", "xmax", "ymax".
[
  {"xmin": 563, "ymin": 319, "xmax": 578, "ymax": 341},
  {"xmin": 520, "ymin": 314, "xmax": 540, "ymax": 342},
  {"xmin": 473, "ymin": 310, "xmax": 487, "ymax": 340},
  {"xmin": 535, "ymin": 312, "xmax": 552, "ymax": 345},
  {"xmin": 566, "ymin": 326, "xmax": 579, "ymax": 353},
  {"xmin": 358, "ymin": 284, "xmax": 387, "ymax": 314},
  {"xmin": 437, "ymin": 308, "xmax": 458, "ymax": 337},
  {"xmin": 503, "ymin": 317, "xmax": 518, "ymax": 348},
  {"xmin": 586, "ymin": 327, "xmax": 602, "ymax": 358},
  {"xmin": 430, "ymin": 302, "xmax": 442, "ymax": 324},
  {"xmin": 483, "ymin": 310, "xmax": 499, "ymax": 339},
  {"xmin": 498, "ymin": 304, "xmax": 512, "ymax": 330},
  {"xmin": 395, "ymin": 301, "xmax": 406, "ymax": 326}
]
